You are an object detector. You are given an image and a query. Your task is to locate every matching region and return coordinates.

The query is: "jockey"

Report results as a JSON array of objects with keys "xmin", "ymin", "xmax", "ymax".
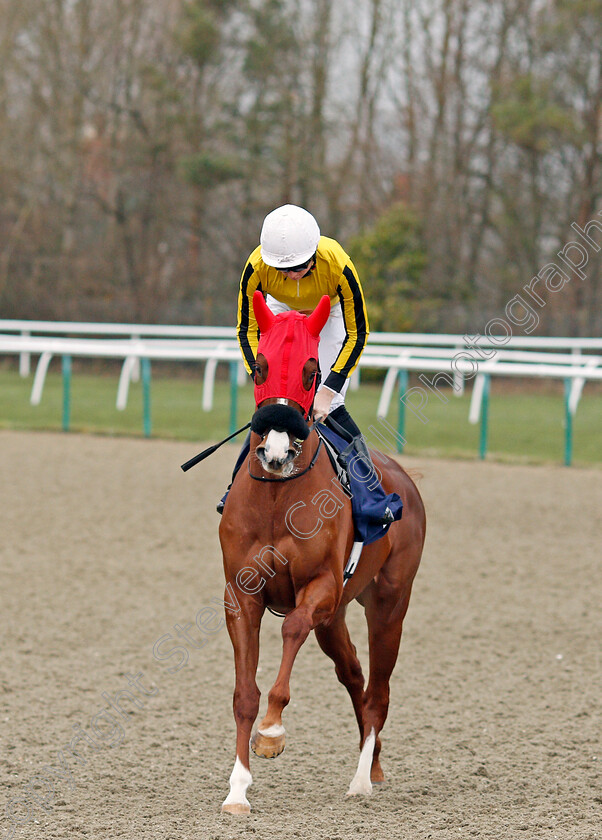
[{"xmin": 217, "ymin": 204, "xmax": 376, "ymax": 514}]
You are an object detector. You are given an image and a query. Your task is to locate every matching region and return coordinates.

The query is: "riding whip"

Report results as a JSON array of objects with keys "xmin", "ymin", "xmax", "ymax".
[{"xmin": 180, "ymin": 422, "xmax": 251, "ymax": 472}]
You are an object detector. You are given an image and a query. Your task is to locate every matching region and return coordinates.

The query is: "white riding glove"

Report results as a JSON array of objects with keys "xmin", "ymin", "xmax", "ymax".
[{"xmin": 313, "ymin": 385, "xmax": 336, "ymax": 422}]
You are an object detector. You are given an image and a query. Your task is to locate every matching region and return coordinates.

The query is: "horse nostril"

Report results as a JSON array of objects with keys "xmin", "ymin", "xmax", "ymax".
[{"xmin": 256, "ymin": 430, "xmax": 295, "ymax": 469}]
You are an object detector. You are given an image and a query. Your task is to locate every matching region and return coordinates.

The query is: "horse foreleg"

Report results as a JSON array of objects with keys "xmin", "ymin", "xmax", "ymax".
[
  {"xmin": 251, "ymin": 574, "xmax": 337, "ymax": 759},
  {"xmin": 222, "ymin": 597, "xmax": 263, "ymax": 815}
]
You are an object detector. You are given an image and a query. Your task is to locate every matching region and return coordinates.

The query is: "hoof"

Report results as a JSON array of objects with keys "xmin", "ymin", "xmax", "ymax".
[
  {"xmin": 371, "ymin": 766, "xmax": 385, "ymax": 784},
  {"xmin": 221, "ymin": 802, "xmax": 251, "ymax": 815},
  {"xmin": 250, "ymin": 730, "xmax": 286, "ymax": 759},
  {"xmin": 346, "ymin": 780, "xmax": 373, "ymax": 797}
]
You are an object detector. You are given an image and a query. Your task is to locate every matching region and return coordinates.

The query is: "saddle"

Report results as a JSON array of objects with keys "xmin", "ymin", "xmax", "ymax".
[{"xmin": 316, "ymin": 419, "xmax": 403, "ymax": 547}]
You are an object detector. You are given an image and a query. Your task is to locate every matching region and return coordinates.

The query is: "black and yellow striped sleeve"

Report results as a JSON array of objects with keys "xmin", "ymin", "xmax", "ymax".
[
  {"xmin": 236, "ymin": 260, "xmax": 263, "ymax": 375},
  {"xmin": 324, "ymin": 260, "xmax": 370, "ymax": 392}
]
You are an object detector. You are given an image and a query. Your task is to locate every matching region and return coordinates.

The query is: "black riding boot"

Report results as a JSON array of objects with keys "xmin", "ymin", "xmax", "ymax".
[
  {"xmin": 325, "ymin": 406, "xmax": 394, "ymax": 524},
  {"xmin": 325, "ymin": 405, "xmax": 362, "ymax": 440},
  {"xmin": 216, "ymin": 432, "xmax": 251, "ymax": 515},
  {"xmin": 326, "ymin": 405, "xmax": 377, "ymax": 471}
]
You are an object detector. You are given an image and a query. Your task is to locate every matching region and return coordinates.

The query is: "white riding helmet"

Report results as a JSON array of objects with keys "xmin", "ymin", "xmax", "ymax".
[{"xmin": 260, "ymin": 204, "xmax": 321, "ymax": 269}]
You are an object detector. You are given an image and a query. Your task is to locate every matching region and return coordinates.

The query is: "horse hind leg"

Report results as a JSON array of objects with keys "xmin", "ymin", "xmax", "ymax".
[
  {"xmin": 314, "ymin": 609, "xmax": 366, "ymax": 745},
  {"xmin": 347, "ymin": 727, "xmax": 377, "ymax": 795},
  {"xmin": 314, "ymin": 609, "xmax": 385, "ymax": 797},
  {"xmin": 353, "ymin": 583, "xmax": 414, "ymax": 793}
]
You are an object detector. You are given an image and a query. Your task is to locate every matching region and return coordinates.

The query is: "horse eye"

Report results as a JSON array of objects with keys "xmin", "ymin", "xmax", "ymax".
[{"xmin": 254, "ymin": 354, "xmax": 268, "ymax": 383}]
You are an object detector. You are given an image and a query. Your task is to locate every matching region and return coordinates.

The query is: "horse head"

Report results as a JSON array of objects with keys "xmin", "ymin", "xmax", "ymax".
[{"xmin": 250, "ymin": 291, "xmax": 330, "ymax": 475}]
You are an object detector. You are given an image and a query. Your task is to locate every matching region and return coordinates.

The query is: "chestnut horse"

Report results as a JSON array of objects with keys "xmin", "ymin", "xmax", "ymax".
[{"xmin": 218, "ymin": 293, "xmax": 426, "ymax": 814}]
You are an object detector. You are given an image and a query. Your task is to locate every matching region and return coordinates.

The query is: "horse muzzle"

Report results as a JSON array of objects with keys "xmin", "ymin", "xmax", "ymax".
[{"xmin": 256, "ymin": 430, "xmax": 298, "ymax": 475}]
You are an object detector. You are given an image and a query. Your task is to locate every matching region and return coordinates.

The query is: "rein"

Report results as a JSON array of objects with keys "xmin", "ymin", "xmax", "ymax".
[{"xmin": 248, "ymin": 436, "xmax": 323, "ymax": 483}]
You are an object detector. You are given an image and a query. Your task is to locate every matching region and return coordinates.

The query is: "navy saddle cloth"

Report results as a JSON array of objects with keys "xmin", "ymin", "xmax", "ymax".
[{"xmin": 316, "ymin": 423, "xmax": 403, "ymax": 546}]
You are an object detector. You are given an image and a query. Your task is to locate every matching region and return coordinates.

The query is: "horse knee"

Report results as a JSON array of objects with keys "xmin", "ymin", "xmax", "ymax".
[
  {"xmin": 281, "ymin": 610, "xmax": 311, "ymax": 645},
  {"xmin": 233, "ymin": 685, "xmax": 260, "ymax": 725}
]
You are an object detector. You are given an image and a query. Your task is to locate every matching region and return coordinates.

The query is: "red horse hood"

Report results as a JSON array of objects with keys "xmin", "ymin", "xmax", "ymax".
[{"xmin": 253, "ymin": 292, "xmax": 330, "ymax": 416}]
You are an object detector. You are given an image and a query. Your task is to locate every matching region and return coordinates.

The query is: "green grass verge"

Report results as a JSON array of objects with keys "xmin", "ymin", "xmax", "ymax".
[{"xmin": 0, "ymin": 367, "xmax": 600, "ymax": 466}]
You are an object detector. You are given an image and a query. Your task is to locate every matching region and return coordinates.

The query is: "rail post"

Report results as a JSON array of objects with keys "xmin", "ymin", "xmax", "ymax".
[
  {"xmin": 478, "ymin": 374, "xmax": 491, "ymax": 460},
  {"xmin": 397, "ymin": 369, "xmax": 409, "ymax": 452},
  {"xmin": 141, "ymin": 358, "xmax": 152, "ymax": 438},
  {"xmin": 563, "ymin": 377, "xmax": 573, "ymax": 466},
  {"xmin": 62, "ymin": 355, "xmax": 71, "ymax": 432}
]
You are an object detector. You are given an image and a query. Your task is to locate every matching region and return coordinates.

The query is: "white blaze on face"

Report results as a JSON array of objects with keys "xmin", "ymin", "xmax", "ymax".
[{"xmin": 263, "ymin": 429, "xmax": 290, "ymax": 464}]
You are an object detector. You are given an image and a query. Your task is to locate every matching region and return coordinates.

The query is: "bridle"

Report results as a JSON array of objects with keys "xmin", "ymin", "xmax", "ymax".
[
  {"xmin": 248, "ymin": 397, "xmax": 323, "ymax": 483},
  {"xmin": 248, "ymin": 437, "xmax": 322, "ymax": 483}
]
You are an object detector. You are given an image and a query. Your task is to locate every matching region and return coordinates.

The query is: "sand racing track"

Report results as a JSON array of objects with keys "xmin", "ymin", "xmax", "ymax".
[{"xmin": 0, "ymin": 430, "xmax": 600, "ymax": 840}]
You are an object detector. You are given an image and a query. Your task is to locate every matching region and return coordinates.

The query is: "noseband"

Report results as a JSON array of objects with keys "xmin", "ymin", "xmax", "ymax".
[
  {"xmin": 249, "ymin": 400, "xmax": 322, "ymax": 483},
  {"xmin": 248, "ymin": 438, "xmax": 322, "ymax": 483}
]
